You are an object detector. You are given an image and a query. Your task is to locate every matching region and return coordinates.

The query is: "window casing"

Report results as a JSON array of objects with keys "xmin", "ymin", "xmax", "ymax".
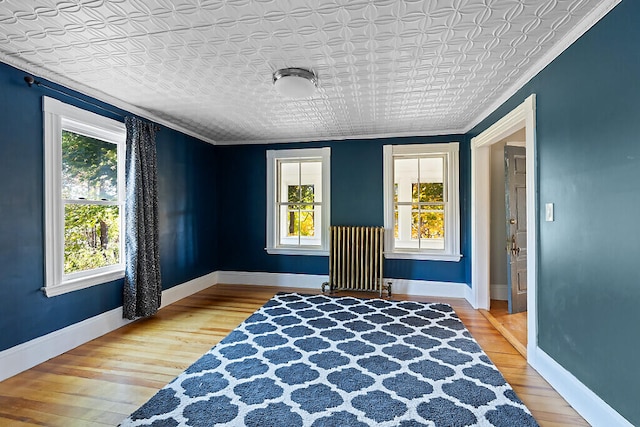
[
  {"xmin": 383, "ymin": 143, "xmax": 461, "ymax": 261},
  {"xmin": 43, "ymin": 97, "xmax": 126, "ymax": 297},
  {"xmin": 266, "ymin": 148, "xmax": 330, "ymax": 255}
]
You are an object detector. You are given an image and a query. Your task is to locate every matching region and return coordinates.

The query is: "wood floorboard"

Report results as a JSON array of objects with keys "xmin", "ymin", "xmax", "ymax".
[
  {"xmin": 0, "ymin": 284, "xmax": 588, "ymax": 426},
  {"xmin": 481, "ymin": 299, "xmax": 528, "ymax": 358}
]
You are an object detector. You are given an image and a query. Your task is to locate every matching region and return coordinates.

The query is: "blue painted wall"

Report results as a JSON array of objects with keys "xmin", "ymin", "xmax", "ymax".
[
  {"xmin": 215, "ymin": 136, "xmax": 470, "ymax": 285},
  {"xmin": 468, "ymin": 1, "xmax": 640, "ymax": 423},
  {"xmin": 0, "ymin": 62, "xmax": 218, "ymax": 352}
]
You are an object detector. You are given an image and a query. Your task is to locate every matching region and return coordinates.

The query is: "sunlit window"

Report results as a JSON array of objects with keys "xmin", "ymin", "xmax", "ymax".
[
  {"xmin": 62, "ymin": 130, "xmax": 121, "ymax": 274},
  {"xmin": 266, "ymin": 148, "xmax": 330, "ymax": 255},
  {"xmin": 384, "ymin": 143, "xmax": 461, "ymax": 261},
  {"xmin": 43, "ymin": 97, "xmax": 125, "ymax": 296}
]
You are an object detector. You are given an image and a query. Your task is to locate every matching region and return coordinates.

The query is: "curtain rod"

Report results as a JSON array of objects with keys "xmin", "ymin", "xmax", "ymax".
[{"xmin": 24, "ymin": 75, "xmax": 125, "ymax": 120}]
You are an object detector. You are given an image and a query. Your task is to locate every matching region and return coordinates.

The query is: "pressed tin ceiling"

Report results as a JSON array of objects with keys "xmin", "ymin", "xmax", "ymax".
[{"xmin": 0, "ymin": 0, "xmax": 620, "ymax": 145}]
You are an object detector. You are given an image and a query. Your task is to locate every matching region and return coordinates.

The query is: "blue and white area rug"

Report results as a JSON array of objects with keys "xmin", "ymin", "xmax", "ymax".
[{"xmin": 120, "ymin": 293, "xmax": 538, "ymax": 426}]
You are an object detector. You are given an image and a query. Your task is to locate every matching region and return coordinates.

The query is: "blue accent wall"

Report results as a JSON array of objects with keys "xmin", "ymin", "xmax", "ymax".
[
  {"xmin": 215, "ymin": 136, "xmax": 470, "ymax": 284},
  {"xmin": 0, "ymin": 62, "xmax": 218, "ymax": 352},
  {"xmin": 157, "ymin": 128, "xmax": 219, "ymax": 286},
  {"xmin": 468, "ymin": 1, "xmax": 639, "ymax": 423}
]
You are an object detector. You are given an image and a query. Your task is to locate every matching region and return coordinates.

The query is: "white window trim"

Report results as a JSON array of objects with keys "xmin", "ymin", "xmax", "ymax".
[
  {"xmin": 43, "ymin": 97, "xmax": 126, "ymax": 297},
  {"xmin": 266, "ymin": 147, "xmax": 330, "ymax": 256},
  {"xmin": 383, "ymin": 142, "xmax": 461, "ymax": 262}
]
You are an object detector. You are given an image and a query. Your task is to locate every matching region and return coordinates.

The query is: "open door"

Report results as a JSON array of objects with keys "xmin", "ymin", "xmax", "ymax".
[{"xmin": 505, "ymin": 146, "xmax": 527, "ymax": 314}]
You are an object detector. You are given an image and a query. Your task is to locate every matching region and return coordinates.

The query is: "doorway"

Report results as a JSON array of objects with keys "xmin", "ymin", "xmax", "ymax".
[
  {"xmin": 485, "ymin": 136, "xmax": 528, "ymax": 356},
  {"xmin": 470, "ymin": 94, "xmax": 537, "ymax": 361}
]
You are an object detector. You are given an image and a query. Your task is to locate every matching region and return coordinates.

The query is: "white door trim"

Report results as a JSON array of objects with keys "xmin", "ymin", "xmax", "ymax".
[{"xmin": 470, "ymin": 94, "xmax": 537, "ymax": 359}]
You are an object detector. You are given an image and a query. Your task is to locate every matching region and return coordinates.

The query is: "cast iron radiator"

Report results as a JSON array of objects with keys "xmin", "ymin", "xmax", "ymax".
[{"xmin": 322, "ymin": 226, "xmax": 392, "ymax": 297}]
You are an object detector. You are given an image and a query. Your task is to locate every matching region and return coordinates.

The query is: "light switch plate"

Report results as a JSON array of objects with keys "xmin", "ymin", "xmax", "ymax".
[{"xmin": 545, "ymin": 203, "xmax": 554, "ymax": 221}]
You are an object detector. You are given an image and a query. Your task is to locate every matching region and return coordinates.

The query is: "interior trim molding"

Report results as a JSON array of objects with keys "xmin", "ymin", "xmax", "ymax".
[
  {"xmin": 531, "ymin": 348, "xmax": 632, "ymax": 427},
  {"xmin": 0, "ymin": 272, "xmax": 217, "ymax": 382},
  {"xmin": 464, "ymin": 0, "xmax": 621, "ymax": 134},
  {"xmin": 215, "ymin": 128, "xmax": 466, "ymax": 146},
  {"xmin": 159, "ymin": 272, "xmax": 218, "ymax": 310},
  {"xmin": 0, "ymin": 305, "xmax": 131, "ymax": 383},
  {"xmin": 215, "ymin": 270, "xmax": 471, "ymax": 302},
  {"xmin": 214, "ymin": 270, "xmax": 328, "ymax": 289}
]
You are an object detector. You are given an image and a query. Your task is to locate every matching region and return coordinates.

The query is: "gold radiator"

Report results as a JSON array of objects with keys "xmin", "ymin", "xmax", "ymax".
[{"xmin": 322, "ymin": 226, "xmax": 392, "ymax": 297}]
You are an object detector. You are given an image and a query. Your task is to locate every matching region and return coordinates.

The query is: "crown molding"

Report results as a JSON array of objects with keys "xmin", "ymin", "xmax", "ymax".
[{"xmin": 215, "ymin": 128, "xmax": 466, "ymax": 146}]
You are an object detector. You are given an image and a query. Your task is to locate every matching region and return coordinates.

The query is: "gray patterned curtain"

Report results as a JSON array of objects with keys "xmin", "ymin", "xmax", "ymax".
[{"xmin": 123, "ymin": 116, "xmax": 161, "ymax": 320}]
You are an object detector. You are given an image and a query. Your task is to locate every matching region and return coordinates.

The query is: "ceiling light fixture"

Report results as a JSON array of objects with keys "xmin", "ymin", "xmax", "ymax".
[{"xmin": 272, "ymin": 67, "xmax": 317, "ymax": 99}]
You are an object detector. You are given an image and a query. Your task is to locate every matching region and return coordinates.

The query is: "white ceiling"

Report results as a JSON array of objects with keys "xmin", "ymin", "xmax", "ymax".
[{"xmin": 0, "ymin": 0, "xmax": 619, "ymax": 145}]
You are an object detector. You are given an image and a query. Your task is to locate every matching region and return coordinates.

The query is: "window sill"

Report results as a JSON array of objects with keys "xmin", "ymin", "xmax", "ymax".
[
  {"xmin": 43, "ymin": 270, "xmax": 124, "ymax": 297},
  {"xmin": 384, "ymin": 251, "xmax": 462, "ymax": 262},
  {"xmin": 265, "ymin": 247, "xmax": 329, "ymax": 257}
]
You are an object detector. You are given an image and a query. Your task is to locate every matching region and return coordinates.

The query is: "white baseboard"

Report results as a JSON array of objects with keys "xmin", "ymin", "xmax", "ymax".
[
  {"xmin": 490, "ymin": 283, "xmax": 508, "ymax": 300},
  {"xmin": 214, "ymin": 270, "xmax": 329, "ymax": 289},
  {"xmin": 215, "ymin": 271, "xmax": 470, "ymax": 302},
  {"xmin": 160, "ymin": 272, "xmax": 217, "ymax": 308},
  {"xmin": 388, "ymin": 278, "xmax": 470, "ymax": 301},
  {"xmin": 0, "ymin": 272, "xmax": 217, "ymax": 382},
  {"xmin": 464, "ymin": 283, "xmax": 475, "ymax": 306},
  {"xmin": 0, "ymin": 305, "xmax": 132, "ymax": 383},
  {"xmin": 530, "ymin": 347, "xmax": 632, "ymax": 427}
]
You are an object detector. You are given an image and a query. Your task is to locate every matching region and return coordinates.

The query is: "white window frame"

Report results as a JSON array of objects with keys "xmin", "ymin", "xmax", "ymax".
[
  {"xmin": 43, "ymin": 97, "xmax": 126, "ymax": 297},
  {"xmin": 383, "ymin": 142, "xmax": 461, "ymax": 261},
  {"xmin": 266, "ymin": 147, "xmax": 330, "ymax": 256}
]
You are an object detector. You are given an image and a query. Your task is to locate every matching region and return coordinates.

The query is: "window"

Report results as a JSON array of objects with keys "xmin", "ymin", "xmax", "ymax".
[
  {"xmin": 43, "ymin": 97, "xmax": 126, "ymax": 296},
  {"xmin": 383, "ymin": 143, "xmax": 461, "ymax": 261},
  {"xmin": 266, "ymin": 148, "xmax": 330, "ymax": 255}
]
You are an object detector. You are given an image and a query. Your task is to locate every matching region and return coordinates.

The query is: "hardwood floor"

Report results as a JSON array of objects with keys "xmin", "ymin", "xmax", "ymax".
[
  {"xmin": 0, "ymin": 284, "xmax": 588, "ymax": 426},
  {"xmin": 480, "ymin": 299, "xmax": 528, "ymax": 358}
]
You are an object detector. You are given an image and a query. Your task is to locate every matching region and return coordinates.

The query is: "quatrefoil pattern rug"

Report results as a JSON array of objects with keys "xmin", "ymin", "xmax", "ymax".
[{"xmin": 120, "ymin": 293, "xmax": 538, "ymax": 427}]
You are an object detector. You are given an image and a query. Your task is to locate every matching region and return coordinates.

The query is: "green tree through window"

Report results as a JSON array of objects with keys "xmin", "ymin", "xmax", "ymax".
[
  {"xmin": 62, "ymin": 130, "xmax": 120, "ymax": 274},
  {"xmin": 411, "ymin": 182, "xmax": 444, "ymax": 239},
  {"xmin": 287, "ymin": 184, "xmax": 314, "ymax": 237}
]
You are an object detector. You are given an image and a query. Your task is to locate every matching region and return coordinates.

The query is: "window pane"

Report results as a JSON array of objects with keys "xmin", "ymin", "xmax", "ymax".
[
  {"xmin": 394, "ymin": 157, "xmax": 418, "ymax": 203},
  {"xmin": 419, "ymin": 157, "xmax": 443, "ymax": 182},
  {"xmin": 287, "ymin": 184, "xmax": 314, "ymax": 207},
  {"xmin": 416, "ymin": 211, "xmax": 445, "ymax": 239},
  {"xmin": 284, "ymin": 207, "xmax": 315, "ymax": 237},
  {"xmin": 64, "ymin": 204, "xmax": 120, "ymax": 274},
  {"xmin": 412, "ymin": 182, "xmax": 444, "ymax": 202},
  {"xmin": 411, "ymin": 204, "xmax": 420, "ymax": 239},
  {"xmin": 301, "ymin": 161, "xmax": 322, "ymax": 202},
  {"xmin": 62, "ymin": 130, "xmax": 118, "ymax": 201},
  {"xmin": 299, "ymin": 209, "xmax": 315, "ymax": 237},
  {"xmin": 300, "ymin": 185, "xmax": 314, "ymax": 203},
  {"xmin": 287, "ymin": 209, "xmax": 300, "ymax": 237},
  {"xmin": 279, "ymin": 161, "xmax": 299, "ymax": 203},
  {"xmin": 288, "ymin": 185, "xmax": 301, "ymax": 204},
  {"xmin": 394, "ymin": 207, "xmax": 398, "ymax": 238}
]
